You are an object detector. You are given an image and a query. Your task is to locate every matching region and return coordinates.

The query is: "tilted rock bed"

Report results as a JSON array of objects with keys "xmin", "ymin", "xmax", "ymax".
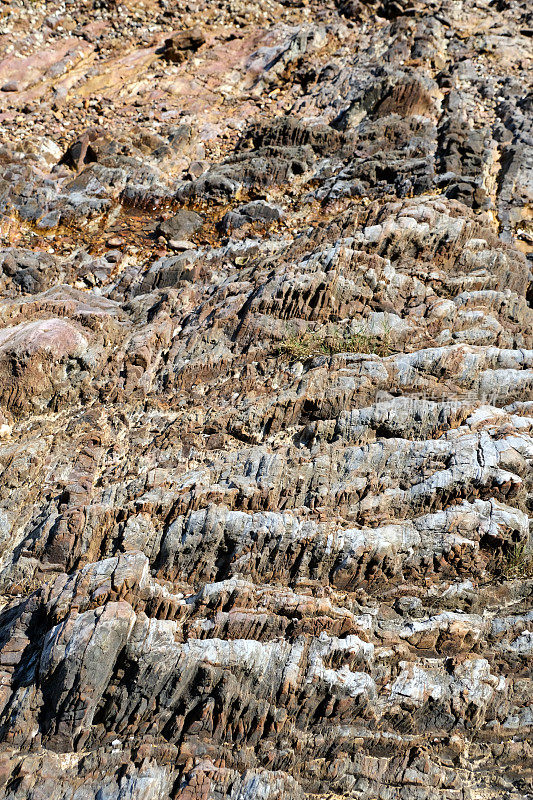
[{"xmin": 0, "ymin": 0, "xmax": 531, "ymax": 797}]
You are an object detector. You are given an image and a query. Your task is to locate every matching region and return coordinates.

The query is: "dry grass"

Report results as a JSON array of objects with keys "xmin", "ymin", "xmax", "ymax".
[
  {"xmin": 502, "ymin": 542, "xmax": 533, "ymax": 580},
  {"xmin": 277, "ymin": 327, "xmax": 392, "ymax": 362}
]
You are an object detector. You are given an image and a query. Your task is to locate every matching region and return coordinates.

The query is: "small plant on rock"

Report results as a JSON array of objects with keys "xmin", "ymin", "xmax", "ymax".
[
  {"xmin": 502, "ymin": 542, "xmax": 533, "ymax": 580},
  {"xmin": 276, "ymin": 324, "xmax": 392, "ymax": 362}
]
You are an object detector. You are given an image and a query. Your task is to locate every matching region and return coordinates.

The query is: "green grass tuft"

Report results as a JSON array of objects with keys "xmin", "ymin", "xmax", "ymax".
[
  {"xmin": 502, "ymin": 542, "xmax": 533, "ymax": 580},
  {"xmin": 276, "ymin": 326, "xmax": 392, "ymax": 362}
]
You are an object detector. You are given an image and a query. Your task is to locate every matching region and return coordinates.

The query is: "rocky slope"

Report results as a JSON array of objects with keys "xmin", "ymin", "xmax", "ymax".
[{"xmin": 0, "ymin": 0, "xmax": 532, "ymax": 797}]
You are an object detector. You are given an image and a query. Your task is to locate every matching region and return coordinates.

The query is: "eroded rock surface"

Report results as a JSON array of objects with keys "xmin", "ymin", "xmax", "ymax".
[{"xmin": 0, "ymin": 0, "xmax": 531, "ymax": 797}]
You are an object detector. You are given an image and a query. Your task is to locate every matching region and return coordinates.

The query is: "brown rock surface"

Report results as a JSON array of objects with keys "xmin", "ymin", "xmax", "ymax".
[{"xmin": 0, "ymin": 0, "xmax": 531, "ymax": 798}]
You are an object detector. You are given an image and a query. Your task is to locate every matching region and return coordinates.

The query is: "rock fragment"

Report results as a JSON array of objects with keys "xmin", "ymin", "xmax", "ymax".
[
  {"xmin": 160, "ymin": 27, "xmax": 206, "ymax": 63},
  {"xmin": 156, "ymin": 209, "xmax": 204, "ymax": 240}
]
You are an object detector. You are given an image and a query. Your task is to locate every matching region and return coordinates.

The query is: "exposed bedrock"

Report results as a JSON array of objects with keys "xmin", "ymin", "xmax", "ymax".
[{"xmin": 0, "ymin": 0, "xmax": 531, "ymax": 797}]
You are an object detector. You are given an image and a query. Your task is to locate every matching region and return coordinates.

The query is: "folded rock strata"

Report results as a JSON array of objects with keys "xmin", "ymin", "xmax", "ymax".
[{"xmin": 0, "ymin": 0, "xmax": 531, "ymax": 798}]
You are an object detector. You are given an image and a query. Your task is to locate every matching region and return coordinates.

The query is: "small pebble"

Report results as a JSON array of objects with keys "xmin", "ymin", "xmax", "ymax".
[
  {"xmin": 169, "ymin": 239, "xmax": 196, "ymax": 251},
  {"xmin": 106, "ymin": 236, "xmax": 125, "ymax": 247}
]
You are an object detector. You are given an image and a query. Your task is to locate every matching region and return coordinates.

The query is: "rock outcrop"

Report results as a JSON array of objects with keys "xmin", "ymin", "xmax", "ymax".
[{"xmin": 0, "ymin": 0, "xmax": 531, "ymax": 798}]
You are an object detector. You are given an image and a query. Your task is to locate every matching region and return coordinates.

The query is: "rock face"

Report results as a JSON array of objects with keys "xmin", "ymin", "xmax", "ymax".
[{"xmin": 0, "ymin": 0, "xmax": 531, "ymax": 798}]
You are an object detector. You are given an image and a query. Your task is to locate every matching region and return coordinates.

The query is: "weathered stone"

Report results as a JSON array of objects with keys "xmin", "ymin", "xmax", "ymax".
[
  {"xmin": 157, "ymin": 209, "xmax": 204, "ymax": 240},
  {"xmin": 161, "ymin": 28, "xmax": 206, "ymax": 64},
  {"xmin": 0, "ymin": 0, "xmax": 531, "ymax": 797}
]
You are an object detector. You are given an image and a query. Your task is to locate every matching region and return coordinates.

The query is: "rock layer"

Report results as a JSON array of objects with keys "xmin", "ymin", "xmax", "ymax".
[{"xmin": 0, "ymin": 0, "xmax": 532, "ymax": 798}]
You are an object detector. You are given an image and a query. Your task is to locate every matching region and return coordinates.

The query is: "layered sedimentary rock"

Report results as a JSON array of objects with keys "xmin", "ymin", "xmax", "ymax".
[{"xmin": 0, "ymin": 0, "xmax": 531, "ymax": 797}]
